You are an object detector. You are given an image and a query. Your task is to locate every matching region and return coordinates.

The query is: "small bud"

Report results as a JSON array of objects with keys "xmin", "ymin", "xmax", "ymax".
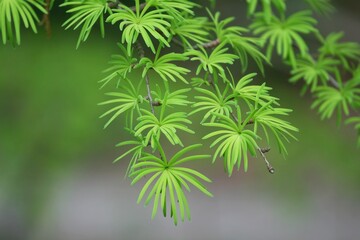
[
  {"xmin": 261, "ymin": 147, "xmax": 271, "ymax": 153},
  {"xmin": 152, "ymin": 101, "xmax": 162, "ymax": 106}
]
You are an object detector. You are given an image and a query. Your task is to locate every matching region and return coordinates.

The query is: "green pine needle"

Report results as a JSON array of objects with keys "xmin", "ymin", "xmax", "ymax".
[
  {"xmin": 130, "ymin": 143, "xmax": 212, "ymax": 225},
  {"xmin": 61, "ymin": 0, "xmax": 110, "ymax": 48},
  {"xmin": 0, "ymin": 0, "xmax": 46, "ymax": 45},
  {"xmin": 107, "ymin": 0, "xmax": 173, "ymax": 54}
]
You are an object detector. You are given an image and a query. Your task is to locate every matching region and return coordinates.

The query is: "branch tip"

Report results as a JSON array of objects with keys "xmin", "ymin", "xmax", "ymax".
[{"xmin": 257, "ymin": 147, "xmax": 275, "ymax": 174}]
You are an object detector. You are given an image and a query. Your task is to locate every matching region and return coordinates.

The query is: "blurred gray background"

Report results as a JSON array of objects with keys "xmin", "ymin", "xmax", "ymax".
[{"xmin": 1, "ymin": 1, "xmax": 360, "ymax": 240}]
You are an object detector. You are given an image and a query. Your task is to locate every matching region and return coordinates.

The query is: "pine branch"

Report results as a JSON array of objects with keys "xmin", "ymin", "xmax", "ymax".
[
  {"xmin": 292, "ymin": 43, "xmax": 340, "ymax": 89},
  {"xmin": 228, "ymin": 109, "xmax": 274, "ymax": 174},
  {"xmin": 206, "ymin": 75, "xmax": 274, "ymax": 173}
]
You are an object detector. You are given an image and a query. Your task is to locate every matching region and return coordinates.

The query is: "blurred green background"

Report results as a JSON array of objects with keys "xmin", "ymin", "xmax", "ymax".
[{"xmin": 1, "ymin": 1, "xmax": 360, "ymax": 240}]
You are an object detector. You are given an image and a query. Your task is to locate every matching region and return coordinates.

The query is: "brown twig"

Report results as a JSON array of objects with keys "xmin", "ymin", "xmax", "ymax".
[
  {"xmin": 107, "ymin": 1, "xmax": 120, "ymax": 8},
  {"xmin": 40, "ymin": 0, "xmax": 51, "ymax": 38},
  {"xmin": 171, "ymin": 38, "xmax": 221, "ymax": 50},
  {"xmin": 196, "ymin": 38, "xmax": 221, "ymax": 49},
  {"xmin": 108, "ymin": 1, "xmax": 147, "ymax": 12},
  {"xmin": 189, "ymin": 39, "xmax": 221, "ymax": 50},
  {"xmin": 257, "ymin": 147, "xmax": 275, "ymax": 174},
  {"xmin": 171, "ymin": 38, "xmax": 185, "ymax": 48}
]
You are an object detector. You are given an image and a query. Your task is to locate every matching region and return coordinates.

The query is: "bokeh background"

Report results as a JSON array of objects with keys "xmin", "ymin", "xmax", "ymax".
[{"xmin": 1, "ymin": 1, "xmax": 360, "ymax": 240}]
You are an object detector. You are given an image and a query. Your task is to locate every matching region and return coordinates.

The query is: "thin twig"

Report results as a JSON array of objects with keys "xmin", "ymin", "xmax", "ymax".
[
  {"xmin": 145, "ymin": 75, "xmax": 156, "ymax": 114},
  {"xmin": 171, "ymin": 38, "xmax": 185, "ymax": 48},
  {"xmin": 190, "ymin": 39, "xmax": 221, "ymax": 50},
  {"xmin": 134, "ymin": 41, "xmax": 164, "ymax": 164},
  {"xmin": 328, "ymin": 74, "xmax": 340, "ymax": 89},
  {"xmin": 108, "ymin": 1, "xmax": 147, "ymax": 11},
  {"xmin": 171, "ymin": 38, "xmax": 221, "ymax": 50},
  {"xmin": 257, "ymin": 147, "xmax": 275, "ymax": 174},
  {"xmin": 136, "ymin": 42, "xmax": 145, "ymax": 58},
  {"xmin": 135, "ymin": 42, "xmax": 156, "ymax": 114},
  {"xmin": 230, "ymin": 112, "xmax": 238, "ymax": 122},
  {"xmin": 107, "ymin": 0, "xmax": 120, "ymax": 8},
  {"xmin": 40, "ymin": 0, "xmax": 51, "ymax": 38},
  {"xmin": 195, "ymin": 38, "xmax": 220, "ymax": 49}
]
